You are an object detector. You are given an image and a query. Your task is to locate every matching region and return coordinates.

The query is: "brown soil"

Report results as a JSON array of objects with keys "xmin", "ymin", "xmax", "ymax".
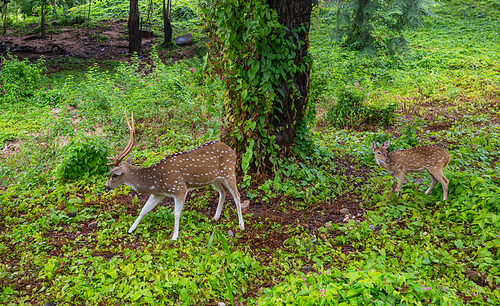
[{"xmin": 0, "ymin": 20, "xmax": 198, "ymax": 66}]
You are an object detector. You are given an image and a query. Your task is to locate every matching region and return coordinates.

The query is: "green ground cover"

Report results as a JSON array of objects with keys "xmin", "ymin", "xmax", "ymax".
[{"xmin": 0, "ymin": 0, "xmax": 499, "ymax": 305}]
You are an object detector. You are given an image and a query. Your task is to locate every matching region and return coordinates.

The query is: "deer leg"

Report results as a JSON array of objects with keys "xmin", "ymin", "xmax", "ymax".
[
  {"xmin": 212, "ymin": 179, "xmax": 228, "ymax": 221},
  {"xmin": 394, "ymin": 172, "xmax": 405, "ymax": 197},
  {"xmin": 425, "ymin": 171, "xmax": 439, "ymax": 195},
  {"xmin": 171, "ymin": 191, "xmax": 187, "ymax": 240},
  {"xmin": 128, "ymin": 194, "xmax": 165, "ymax": 233},
  {"xmin": 428, "ymin": 168, "xmax": 449, "ymax": 201},
  {"xmin": 223, "ymin": 177, "xmax": 245, "ymax": 231}
]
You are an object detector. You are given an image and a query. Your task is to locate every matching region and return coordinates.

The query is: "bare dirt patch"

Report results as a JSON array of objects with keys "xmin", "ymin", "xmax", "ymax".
[{"xmin": 0, "ymin": 20, "xmax": 198, "ymax": 67}]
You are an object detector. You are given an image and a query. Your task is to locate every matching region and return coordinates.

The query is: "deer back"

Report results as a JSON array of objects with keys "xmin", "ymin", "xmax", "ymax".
[
  {"xmin": 156, "ymin": 141, "xmax": 236, "ymax": 188},
  {"xmin": 388, "ymin": 145, "xmax": 450, "ymax": 173}
]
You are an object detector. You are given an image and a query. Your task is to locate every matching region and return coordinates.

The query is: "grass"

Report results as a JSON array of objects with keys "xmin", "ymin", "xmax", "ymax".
[{"xmin": 1, "ymin": 0, "xmax": 500, "ymax": 305}]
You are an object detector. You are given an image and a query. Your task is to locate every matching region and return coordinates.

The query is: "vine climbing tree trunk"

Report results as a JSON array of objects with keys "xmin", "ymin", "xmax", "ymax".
[
  {"xmin": 265, "ymin": 0, "xmax": 313, "ymax": 147},
  {"xmin": 202, "ymin": 0, "xmax": 313, "ymax": 178},
  {"xmin": 128, "ymin": 0, "xmax": 141, "ymax": 55}
]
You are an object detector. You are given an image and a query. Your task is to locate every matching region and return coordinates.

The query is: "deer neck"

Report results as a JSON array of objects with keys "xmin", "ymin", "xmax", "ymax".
[
  {"xmin": 375, "ymin": 153, "xmax": 395, "ymax": 174},
  {"xmin": 123, "ymin": 164, "xmax": 166, "ymax": 194}
]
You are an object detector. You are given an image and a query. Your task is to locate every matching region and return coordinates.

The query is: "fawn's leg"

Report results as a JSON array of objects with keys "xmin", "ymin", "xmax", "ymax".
[
  {"xmin": 428, "ymin": 168, "xmax": 449, "ymax": 201},
  {"xmin": 394, "ymin": 172, "xmax": 406, "ymax": 197},
  {"xmin": 425, "ymin": 170, "xmax": 439, "ymax": 195}
]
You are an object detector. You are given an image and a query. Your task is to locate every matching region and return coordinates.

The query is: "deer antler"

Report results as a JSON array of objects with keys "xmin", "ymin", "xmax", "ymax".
[{"xmin": 107, "ymin": 110, "xmax": 135, "ymax": 166}]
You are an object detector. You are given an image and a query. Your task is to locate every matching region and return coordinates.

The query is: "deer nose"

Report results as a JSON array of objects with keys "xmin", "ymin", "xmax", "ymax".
[{"xmin": 104, "ymin": 186, "xmax": 111, "ymax": 192}]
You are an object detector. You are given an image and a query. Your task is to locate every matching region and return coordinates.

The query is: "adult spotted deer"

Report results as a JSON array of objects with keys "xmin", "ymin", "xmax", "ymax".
[
  {"xmin": 104, "ymin": 111, "xmax": 245, "ymax": 240},
  {"xmin": 371, "ymin": 139, "xmax": 450, "ymax": 201}
]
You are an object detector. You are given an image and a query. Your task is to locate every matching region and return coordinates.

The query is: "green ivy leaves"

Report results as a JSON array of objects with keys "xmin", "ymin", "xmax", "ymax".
[{"xmin": 202, "ymin": 0, "xmax": 311, "ymax": 179}]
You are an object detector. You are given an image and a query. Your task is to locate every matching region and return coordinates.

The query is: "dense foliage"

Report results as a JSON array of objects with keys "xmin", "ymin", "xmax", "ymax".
[
  {"xmin": 0, "ymin": 0, "xmax": 499, "ymax": 305},
  {"xmin": 201, "ymin": 0, "xmax": 313, "ymax": 181},
  {"xmin": 333, "ymin": 0, "xmax": 436, "ymax": 54}
]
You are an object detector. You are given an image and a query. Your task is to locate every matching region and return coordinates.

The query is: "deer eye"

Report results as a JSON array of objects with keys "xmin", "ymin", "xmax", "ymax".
[
  {"xmin": 377, "ymin": 152, "xmax": 380, "ymax": 154},
  {"xmin": 111, "ymin": 174, "xmax": 118, "ymax": 179}
]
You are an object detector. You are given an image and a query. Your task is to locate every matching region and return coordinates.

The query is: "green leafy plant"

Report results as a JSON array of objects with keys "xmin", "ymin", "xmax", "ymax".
[
  {"xmin": 56, "ymin": 136, "xmax": 109, "ymax": 181},
  {"xmin": 0, "ymin": 54, "xmax": 46, "ymax": 101},
  {"xmin": 326, "ymin": 85, "xmax": 396, "ymax": 129},
  {"xmin": 257, "ymin": 267, "xmax": 462, "ymax": 305}
]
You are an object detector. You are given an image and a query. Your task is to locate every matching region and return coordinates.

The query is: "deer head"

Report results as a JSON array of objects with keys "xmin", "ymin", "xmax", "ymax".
[
  {"xmin": 371, "ymin": 139, "xmax": 390, "ymax": 166},
  {"xmin": 104, "ymin": 110, "xmax": 136, "ymax": 192}
]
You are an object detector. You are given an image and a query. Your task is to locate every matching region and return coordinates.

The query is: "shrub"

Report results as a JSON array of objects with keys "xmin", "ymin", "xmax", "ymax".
[
  {"xmin": 56, "ymin": 136, "xmax": 109, "ymax": 181},
  {"xmin": 326, "ymin": 85, "xmax": 396, "ymax": 129},
  {"xmin": 0, "ymin": 54, "xmax": 46, "ymax": 101},
  {"xmin": 173, "ymin": 6, "xmax": 196, "ymax": 21}
]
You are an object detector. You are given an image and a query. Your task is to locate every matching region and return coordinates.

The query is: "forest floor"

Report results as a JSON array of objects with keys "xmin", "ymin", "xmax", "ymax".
[{"xmin": 0, "ymin": 19, "xmax": 197, "ymax": 66}]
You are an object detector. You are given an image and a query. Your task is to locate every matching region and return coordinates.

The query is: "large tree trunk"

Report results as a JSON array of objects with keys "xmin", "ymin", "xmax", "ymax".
[
  {"xmin": 163, "ymin": 0, "xmax": 172, "ymax": 44},
  {"xmin": 128, "ymin": 0, "xmax": 141, "ymax": 55},
  {"xmin": 265, "ymin": 0, "xmax": 313, "ymax": 147}
]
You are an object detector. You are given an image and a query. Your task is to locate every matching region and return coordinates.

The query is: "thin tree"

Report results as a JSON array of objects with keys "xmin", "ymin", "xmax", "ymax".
[
  {"xmin": 162, "ymin": 0, "xmax": 172, "ymax": 44},
  {"xmin": 87, "ymin": 0, "xmax": 92, "ymax": 25},
  {"xmin": 128, "ymin": 0, "xmax": 141, "ymax": 54},
  {"xmin": 0, "ymin": 0, "xmax": 8, "ymax": 35},
  {"xmin": 40, "ymin": 0, "xmax": 46, "ymax": 39}
]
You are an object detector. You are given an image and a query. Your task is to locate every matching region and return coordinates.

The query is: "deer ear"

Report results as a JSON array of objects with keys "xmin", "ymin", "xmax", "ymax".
[
  {"xmin": 371, "ymin": 142, "xmax": 376, "ymax": 150},
  {"xmin": 124, "ymin": 155, "xmax": 134, "ymax": 164},
  {"xmin": 383, "ymin": 139, "xmax": 390, "ymax": 149}
]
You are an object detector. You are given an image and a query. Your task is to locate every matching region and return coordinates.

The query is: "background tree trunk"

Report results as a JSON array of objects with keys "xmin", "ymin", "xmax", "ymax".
[
  {"xmin": 40, "ymin": 0, "xmax": 46, "ymax": 39},
  {"xmin": 1, "ymin": 1, "xmax": 8, "ymax": 35},
  {"xmin": 128, "ymin": 0, "xmax": 141, "ymax": 55},
  {"xmin": 163, "ymin": 0, "xmax": 172, "ymax": 44},
  {"xmin": 265, "ymin": 0, "xmax": 313, "ymax": 147}
]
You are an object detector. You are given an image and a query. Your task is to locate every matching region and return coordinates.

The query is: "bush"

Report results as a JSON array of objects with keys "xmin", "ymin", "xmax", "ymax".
[
  {"xmin": 0, "ymin": 54, "xmax": 46, "ymax": 101},
  {"xmin": 326, "ymin": 85, "xmax": 396, "ymax": 129},
  {"xmin": 56, "ymin": 136, "xmax": 109, "ymax": 181},
  {"xmin": 173, "ymin": 6, "xmax": 196, "ymax": 21}
]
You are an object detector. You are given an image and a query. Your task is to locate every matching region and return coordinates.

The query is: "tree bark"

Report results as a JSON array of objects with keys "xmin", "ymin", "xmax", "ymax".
[
  {"xmin": 163, "ymin": 0, "xmax": 172, "ymax": 44},
  {"xmin": 1, "ymin": 1, "xmax": 7, "ymax": 35},
  {"xmin": 128, "ymin": 0, "xmax": 141, "ymax": 55},
  {"xmin": 264, "ymin": 0, "xmax": 313, "ymax": 147},
  {"xmin": 41, "ymin": 0, "xmax": 46, "ymax": 39}
]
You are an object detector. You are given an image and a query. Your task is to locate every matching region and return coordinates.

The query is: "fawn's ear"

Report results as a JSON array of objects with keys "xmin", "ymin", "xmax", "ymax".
[
  {"xmin": 371, "ymin": 142, "xmax": 377, "ymax": 150},
  {"xmin": 382, "ymin": 139, "xmax": 390, "ymax": 149}
]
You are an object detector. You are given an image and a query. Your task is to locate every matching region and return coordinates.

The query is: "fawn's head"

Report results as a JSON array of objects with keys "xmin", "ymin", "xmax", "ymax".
[{"xmin": 371, "ymin": 139, "xmax": 391, "ymax": 165}]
